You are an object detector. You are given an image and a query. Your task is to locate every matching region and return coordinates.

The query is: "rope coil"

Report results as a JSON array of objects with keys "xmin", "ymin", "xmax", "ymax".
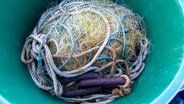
[{"xmin": 21, "ymin": 0, "xmax": 149, "ymax": 103}]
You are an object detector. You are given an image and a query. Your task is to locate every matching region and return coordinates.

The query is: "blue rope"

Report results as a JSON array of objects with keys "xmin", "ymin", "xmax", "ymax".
[
  {"xmin": 57, "ymin": 15, "xmax": 69, "ymax": 43},
  {"xmin": 28, "ymin": 2, "xmax": 142, "ymax": 103},
  {"xmin": 38, "ymin": 9, "xmax": 67, "ymax": 52},
  {"xmin": 108, "ymin": 24, "xmax": 120, "ymax": 45},
  {"xmin": 58, "ymin": 24, "xmax": 75, "ymax": 70},
  {"xmin": 96, "ymin": 56, "xmax": 112, "ymax": 61},
  {"xmin": 37, "ymin": 8, "xmax": 59, "ymax": 33}
]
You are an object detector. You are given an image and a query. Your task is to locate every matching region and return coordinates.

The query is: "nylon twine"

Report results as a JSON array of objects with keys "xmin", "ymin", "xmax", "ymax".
[{"xmin": 21, "ymin": 0, "xmax": 149, "ymax": 103}]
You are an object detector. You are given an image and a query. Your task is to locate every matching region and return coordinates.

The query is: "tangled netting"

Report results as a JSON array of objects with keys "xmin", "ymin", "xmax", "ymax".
[{"xmin": 21, "ymin": 0, "xmax": 149, "ymax": 103}]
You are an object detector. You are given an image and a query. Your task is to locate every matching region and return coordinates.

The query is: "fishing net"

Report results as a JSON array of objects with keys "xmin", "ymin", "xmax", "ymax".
[{"xmin": 21, "ymin": 0, "xmax": 149, "ymax": 103}]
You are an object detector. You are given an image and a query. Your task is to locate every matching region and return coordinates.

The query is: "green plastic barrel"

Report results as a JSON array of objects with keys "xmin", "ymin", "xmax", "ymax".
[{"xmin": 0, "ymin": 0, "xmax": 184, "ymax": 104}]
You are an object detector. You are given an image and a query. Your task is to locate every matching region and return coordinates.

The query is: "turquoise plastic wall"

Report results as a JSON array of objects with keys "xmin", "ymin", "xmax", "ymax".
[{"xmin": 0, "ymin": 0, "xmax": 184, "ymax": 103}]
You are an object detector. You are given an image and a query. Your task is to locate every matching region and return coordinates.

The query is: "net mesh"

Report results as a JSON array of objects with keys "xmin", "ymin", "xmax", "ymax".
[{"xmin": 21, "ymin": 0, "xmax": 149, "ymax": 103}]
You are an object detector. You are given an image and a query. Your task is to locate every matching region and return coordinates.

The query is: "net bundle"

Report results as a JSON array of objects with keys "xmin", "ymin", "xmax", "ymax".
[{"xmin": 21, "ymin": 0, "xmax": 149, "ymax": 103}]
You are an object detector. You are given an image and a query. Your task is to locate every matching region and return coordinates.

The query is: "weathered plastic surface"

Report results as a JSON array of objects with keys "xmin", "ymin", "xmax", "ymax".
[{"xmin": 0, "ymin": 0, "xmax": 184, "ymax": 104}]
